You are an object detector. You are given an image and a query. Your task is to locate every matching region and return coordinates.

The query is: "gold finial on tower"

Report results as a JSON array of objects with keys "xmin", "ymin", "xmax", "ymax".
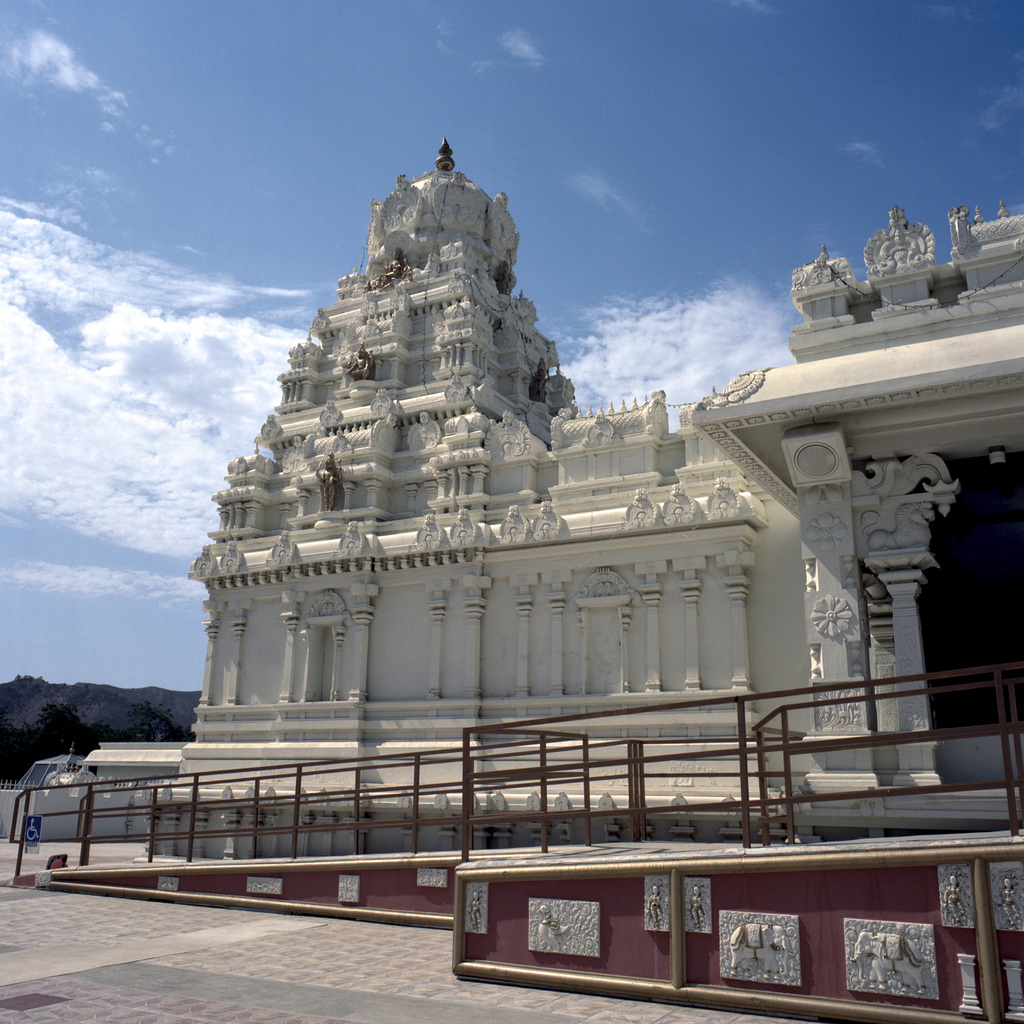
[{"xmin": 435, "ymin": 137, "xmax": 455, "ymax": 172}]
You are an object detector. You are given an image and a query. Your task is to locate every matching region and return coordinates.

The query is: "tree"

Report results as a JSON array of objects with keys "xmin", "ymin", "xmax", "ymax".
[
  {"xmin": 33, "ymin": 700, "xmax": 97, "ymax": 757},
  {"xmin": 126, "ymin": 700, "xmax": 187, "ymax": 742}
]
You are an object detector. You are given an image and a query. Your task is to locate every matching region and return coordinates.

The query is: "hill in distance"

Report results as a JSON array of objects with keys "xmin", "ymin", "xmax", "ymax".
[{"xmin": 1, "ymin": 676, "xmax": 200, "ymax": 733}]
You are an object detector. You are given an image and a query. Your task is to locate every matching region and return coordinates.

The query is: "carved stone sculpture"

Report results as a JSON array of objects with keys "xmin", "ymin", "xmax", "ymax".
[
  {"xmin": 863, "ymin": 206, "xmax": 936, "ymax": 277},
  {"xmin": 317, "ymin": 454, "xmax": 342, "ymax": 512},
  {"xmin": 343, "ymin": 341, "xmax": 376, "ymax": 381},
  {"xmin": 528, "ymin": 358, "xmax": 547, "ymax": 402},
  {"xmin": 465, "ymin": 882, "xmax": 488, "ymax": 934},
  {"xmin": 991, "ymin": 863, "xmax": 1024, "ymax": 931},
  {"xmin": 845, "ymin": 918, "xmax": 937, "ymax": 999},
  {"xmin": 684, "ymin": 877, "xmax": 711, "ymax": 933},
  {"xmin": 938, "ymin": 864, "xmax": 974, "ymax": 928},
  {"xmin": 719, "ymin": 911, "xmax": 801, "ymax": 986},
  {"xmin": 528, "ymin": 897, "xmax": 600, "ymax": 957},
  {"xmin": 644, "ymin": 876, "xmax": 669, "ymax": 932},
  {"xmin": 366, "ymin": 247, "xmax": 413, "ymax": 292}
]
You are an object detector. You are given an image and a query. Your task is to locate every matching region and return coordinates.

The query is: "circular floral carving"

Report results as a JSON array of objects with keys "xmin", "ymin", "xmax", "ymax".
[
  {"xmin": 805, "ymin": 512, "xmax": 847, "ymax": 552},
  {"xmin": 811, "ymin": 595, "xmax": 854, "ymax": 639}
]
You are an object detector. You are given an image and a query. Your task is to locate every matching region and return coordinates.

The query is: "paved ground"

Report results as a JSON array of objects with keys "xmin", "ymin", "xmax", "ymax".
[{"xmin": 0, "ymin": 841, "xmax": 828, "ymax": 1024}]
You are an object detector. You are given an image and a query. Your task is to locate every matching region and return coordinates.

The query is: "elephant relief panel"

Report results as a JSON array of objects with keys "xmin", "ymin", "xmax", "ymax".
[
  {"xmin": 718, "ymin": 911, "xmax": 801, "ymax": 986},
  {"xmin": 844, "ymin": 918, "xmax": 938, "ymax": 1000}
]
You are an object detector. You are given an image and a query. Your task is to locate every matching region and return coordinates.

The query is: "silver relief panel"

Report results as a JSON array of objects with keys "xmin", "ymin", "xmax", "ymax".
[
  {"xmin": 157, "ymin": 875, "xmax": 179, "ymax": 892},
  {"xmin": 719, "ymin": 911, "xmax": 801, "ymax": 987},
  {"xmin": 937, "ymin": 863, "xmax": 974, "ymax": 928},
  {"xmin": 991, "ymin": 862, "xmax": 1024, "ymax": 931},
  {"xmin": 644, "ymin": 875, "xmax": 669, "ymax": 931},
  {"xmin": 465, "ymin": 882, "xmax": 488, "ymax": 934},
  {"xmin": 246, "ymin": 876, "xmax": 284, "ymax": 895},
  {"xmin": 417, "ymin": 867, "xmax": 448, "ymax": 888},
  {"xmin": 684, "ymin": 876, "xmax": 711, "ymax": 933},
  {"xmin": 844, "ymin": 918, "xmax": 938, "ymax": 1000},
  {"xmin": 337, "ymin": 874, "xmax": 360, "ymax": 904},
  {"xmin": 528, "ymin": 897, "xmax": 600, "ymax": 958}
]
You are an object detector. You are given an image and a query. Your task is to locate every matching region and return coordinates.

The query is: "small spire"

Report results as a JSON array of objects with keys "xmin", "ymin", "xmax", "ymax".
[
  {"xmin": 999, "ymin": 199, "xmax": 1010, "ymax": 219},
  {"xmin": 435, "ymin": 137, "xmax": 455, "ymax": 172}
]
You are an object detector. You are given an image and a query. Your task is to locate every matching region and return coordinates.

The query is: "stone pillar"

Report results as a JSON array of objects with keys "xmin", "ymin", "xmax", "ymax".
[
  {"xmin": 635, "ymin": 561, "xmax": 666, "ymax": 692},
  {"xmin": 295, "ymin": 488, "xmax": 311, "ymax": 518},
  {"xmin": 279, "ymin": 592, "xmax": 301, "ymax": 703},
  {"xmin": 347, "ymin": 582, "xmax": 378, "ymax": 704},
  {"xmin": 461, "ymin": 575, "xmax": 491, "ymax": 700},
  {"xmin": 199, "ymin": 601, "xmax": 223, "ymax": 706},
  {"xmin": 329, "ymin": 623, "xmax": 347, "ymax": 701},
  {"xmin": 716, "ymin": 550, "xmax": 754, "ymax": 689},
  {"xmin": 223, "ymin": 611, "xmax": 247, "ymax": 705},
  {"xmin": 426, "ymin": 580, "xmax": 450, "ymax": 699},
  {"xmin": 404, "ymin": 482, "xmax": 419, "ymax": 513},
  {"xmin": 673, "ymin": 557, "xmax": 706, "ymax": 689},
  {"xmin": 343, "ymin": 480, "xmax": 356, "ymax": 511},
  {"xmin": 543, "ymin": 570, "xmax": 572, "ymax": 697},
  {"xmin": 511, "ymin": 574, "xmax": 537, "ymax": 698},
  {"xmin": 618, "ymin": 604, "xmax": 633, "ymax": 693}
]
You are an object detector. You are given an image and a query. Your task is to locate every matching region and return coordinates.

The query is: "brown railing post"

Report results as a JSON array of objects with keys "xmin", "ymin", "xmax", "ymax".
[
  {"xmin": 411, "ymin": 754, "xmax": 421, "ymax": 856},
  {"xmin": 755, "ymin": 723, "xmax": 771, "ymax": 846},
  {"xmin": 540, "ymin": 733, "xmax": 549, "ymax": 854},
  {"xmin": 995, "ymin": 669, "xmax": 1019, "ymax": 837},
  {"xmin": 186, "ymin": 776, "xmax": 200, "ymax": 863},
  {"xmin": 250, "ymin": 779, "xmax": 261, "ymax": 859},
  {"xmin": 291, "ymin": 765, "xmax": 303, "ymax": 860},
  {"xmin": 80, "ymin": 784, "xmax": 95, "ymax": 866},
  {"xmin": 1005, "ymin": 670, "xmax": 1024, "ymax": 834},
  {"xmin": 13, "ymin": 790, "xmax": 30, "ymax": 878},
  {"xmin": 353, "ymin": 767, "xmax": 362, "ymax": 855},
  {"xmin": 737, "ymin": 697, "xmax": 751, "ymax": 848},
  {"xmin": 782, "ymin": 710, "xmax": 796, "ymax": 845},
  {"xmin": 461, "ymin": 730, "xmax": 472, "ymax": 862},
  {"xmin": 147, "ymin": 784, "xmax": 158, "ymax": 862},
  {"xmin": 582, "ymin": 736, "xmax": 592, "ymax": 847}
]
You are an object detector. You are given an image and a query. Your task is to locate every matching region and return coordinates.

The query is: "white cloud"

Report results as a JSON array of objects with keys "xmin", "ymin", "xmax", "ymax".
[
  {"xmin": 0, "ymin": 206, "xmax": 310, "ymax": 559},
  {"xmin": 1, "ymin": 30, "xmax": 127, "ymax": 117},
  {"xmin": 844, "ymin": 141, "xmax": 884, "ymax": 168},
  {"xmin": 0, "ymin": 195, "xmax": 83, "ymax": 227},
  {"xmin": 500, "ymin": 29, "xmax": 544, "ymax": 66},
  {"xmin": 556, "ymin": 283, "xmax": 794, "ymax": 412},
  {"xmin": 718, "ymin": 0, "xmax": 775, "ymax": 13},
  {"xmin": 568, "ymin": 172, "xmax": 647, "ymax": 231},
  {"xmin": 0, "ymin": 560, "xmax": 201, "ymax": 607}
]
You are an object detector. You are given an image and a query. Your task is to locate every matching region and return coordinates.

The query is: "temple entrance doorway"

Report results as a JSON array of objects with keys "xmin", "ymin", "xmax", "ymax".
[{"xmin": 920, "ymin": 451, "xmax": 1024, "ymax": 728}]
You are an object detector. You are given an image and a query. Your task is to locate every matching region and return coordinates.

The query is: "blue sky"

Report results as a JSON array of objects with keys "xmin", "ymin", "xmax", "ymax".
[{"xmin": 2, "ymin": 1, "xmax": 1023, "ymax": 694}]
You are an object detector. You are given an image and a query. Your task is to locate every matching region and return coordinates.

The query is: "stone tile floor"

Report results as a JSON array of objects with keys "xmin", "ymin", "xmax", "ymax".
[{"xmin": 0, "ymin": 886, "xmax": 822, "ymax": 1024}]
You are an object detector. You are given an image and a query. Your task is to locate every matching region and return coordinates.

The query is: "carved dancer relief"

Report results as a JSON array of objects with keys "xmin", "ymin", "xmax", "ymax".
[
  {"xmin": 337, "ymin": 874, "xmax": 360, "ymax": 903},
  {"xmin": 863, "ymin": 206, "xmax": 936, "ymax": 277},
  {"xmin": 644, "ymin": 876, "xmax": 669, "ymax": 932},
  {"xmin": 267, "ymin": 532, "xmax": 299, "ymax": 567},
  {"xmin": 487, "ymin": 411, "xmax": 531, "ymax": 460},
  {"xmin": 528, "ymin": 897, "xmax": 600, "ymax": 957},
  {"xmin": 414, "ymin": 511, "xmax": 448, "ymax": 551},
  {"xmin": 937, "ymin": 863, "xmax": 974, "ymax": 928},
  {"xmin": 663, "ymin": 483, "xmax": 700, "ymax": 525},
  {"xmin": 706, "ymin": 478, "xmax": 740, "ymax": 520},
  {"xmin": 499, "ymin": 505, "xmax": 532, "ymax": 544},
  {"xmin": 338, "ymin": 522, "xmax": 369, "ymax": 557},
  {"xmin": 683, "ymin": 876, "xmax": 711, "ymax": 933},
  {"xmin": 532, "ymin": 501, "xmax": 565, "ymax": 540},
  {"xmin": 845, "ymin": 918, "xmax": 937, "ymax": 1000},
  {"xmin": 465, "ymin": 882, "xmax": 489, "ymax": 934},
  {"xmin": 792, "ymin": 245, "xmax": 856, "ymax": 290},
  {"xmin": 990, "ymin": 863, "xmax": 1024, "ymax": 931},
  {"xmin": 449, "ymin": 508, "xmax": 481, "ymax": 547},
  {"xmin": 407, "ymin": 412, "xmax": 441, "ymax": 452},
  {"xmin": 719, "ymin": 911, "xmax": 801, "ymax": 986},
  {"xmin": 621, "ymin": 488, "xmax": 662, "ymax": 530}
]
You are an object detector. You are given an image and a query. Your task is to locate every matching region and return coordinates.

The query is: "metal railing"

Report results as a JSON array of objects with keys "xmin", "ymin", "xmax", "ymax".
[{"xmin": 9, "ymin": 661, "xmax": 1024, "ymax": 875}]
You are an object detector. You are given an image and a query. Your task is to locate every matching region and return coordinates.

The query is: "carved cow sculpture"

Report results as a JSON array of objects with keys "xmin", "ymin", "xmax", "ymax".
[
  {"xmin": 728, "ymin": 922, "xmax": 789, "ymax": 973},
  {"xmin": 850, "ymin": 930, "xmax": 926, "ymax": 992}
]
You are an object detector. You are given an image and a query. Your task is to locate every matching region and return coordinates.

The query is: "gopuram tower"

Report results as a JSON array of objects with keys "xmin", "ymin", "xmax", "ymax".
[{"xmin": 186, "ymin": 142, "xmax": 779, "ymax": 773}]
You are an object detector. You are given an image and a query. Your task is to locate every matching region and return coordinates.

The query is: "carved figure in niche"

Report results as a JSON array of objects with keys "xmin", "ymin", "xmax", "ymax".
[
  {"xmin": 689, "ymin": 886, "xmax": 707, "ymax": 931},
  {"xmin": 317, "ymin": 454, "xmax": 342, "ymax": 512},
  {"xmin": 528, "ymin": 358, "xmax": 548, "ymax": 402},
  {"xmin": 1002, "ymin": 877, "xmax": 1022, "ymax": 929},
  {"xmin": 850, "ymin": 930, "xmax": 927, "ymax": 993},
  {"xmin": 366, "ymin": 247, "xmax": 413, "ymax": 292},
  {"xmin": 949, "ymin": 205, "xmax": 975, "ymax": 254},
  {"xmin": 494, "ymin": 259, "xmax": 514, "ymax": 295},
  {"xmin": 408, "ymin": 411, "xmax": 441, "ymax": 452},
  {"xmin": 535, "ymin": 904, "xmax": 569, "ymax": 951},
  {"xmin": 941, "ymin": 875, "xmax": 967, "ymax": 927},
  {"xmin": 343, "ymin": 341, "xmax": 376, "ymax": 381},
  {"xmin": 646, "ymin": 882, "xmax": 664, "ymax": 930},
  {"xmin": 468, "ymin": 889, "xmax": 483, "ymax": 932}
]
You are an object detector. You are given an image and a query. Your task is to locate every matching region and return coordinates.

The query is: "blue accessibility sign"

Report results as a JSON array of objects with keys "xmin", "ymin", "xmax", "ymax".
[{"xmin": 24, "ymin": 815, "xmax": 42, "ymax": 853}]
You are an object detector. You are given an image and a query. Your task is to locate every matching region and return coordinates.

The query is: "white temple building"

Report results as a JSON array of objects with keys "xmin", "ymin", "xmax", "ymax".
[{"xmin": 181, "ymin": 143, "xmax": 1023, "ymax": 819}]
